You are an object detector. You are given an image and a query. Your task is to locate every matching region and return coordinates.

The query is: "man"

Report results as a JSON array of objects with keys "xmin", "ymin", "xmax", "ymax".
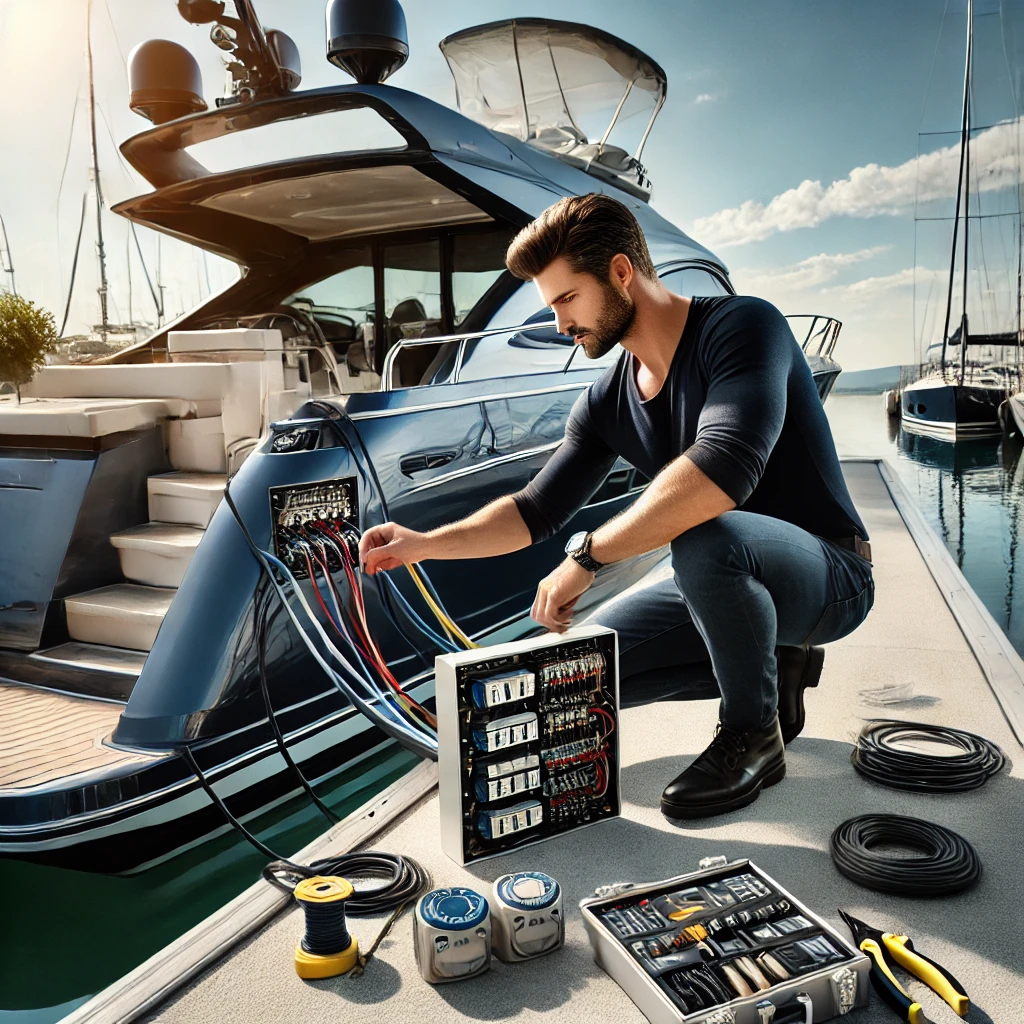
[{"xmin": 359, "ymin": 193, "xmax": 874, "ymax": 819}]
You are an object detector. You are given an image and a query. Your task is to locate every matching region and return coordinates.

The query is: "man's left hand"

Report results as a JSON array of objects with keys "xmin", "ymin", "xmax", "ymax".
[{"xmin": 531, "ymin": 558, "xmax": 595, "ymax": 633}]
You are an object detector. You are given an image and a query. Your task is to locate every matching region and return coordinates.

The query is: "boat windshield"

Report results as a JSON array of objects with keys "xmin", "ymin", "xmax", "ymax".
[{"xmin": 440, "ymin": 19, "xmax": 666, "ymax": 162}]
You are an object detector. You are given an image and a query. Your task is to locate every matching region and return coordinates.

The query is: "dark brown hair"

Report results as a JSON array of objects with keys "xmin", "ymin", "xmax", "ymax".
[{"xmin": 505, "ymin": 193, "xmax": 656, "ymax": 283}]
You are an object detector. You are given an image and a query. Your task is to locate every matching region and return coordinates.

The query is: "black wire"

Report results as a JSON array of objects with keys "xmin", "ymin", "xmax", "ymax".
[
  {"xmin": 253, "ymin": 575, "xmax": 340, "ymax": 826},
  {"xmin": 180, "ymin": 745, "xmax": 292, "ymax": 863},
  {"xmin": 262, "ymin": 851, "xmax": 430, "ymax": 915},
  {"xmin": 181, "ymin": 746, "xmax": 429, "ymax": 916},
  {"xmin": 851, "ymin": 719, "xmax": 1006, "ymax": 792},
  {"xmin": 830, "ymin": 814, "xmax": 981, "ymax": 897}
]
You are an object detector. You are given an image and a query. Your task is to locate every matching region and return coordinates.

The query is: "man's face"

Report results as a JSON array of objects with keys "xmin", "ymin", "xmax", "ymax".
[{"xmin": 534, "ymin": 256, "xmax": 636, "ymax": 359}]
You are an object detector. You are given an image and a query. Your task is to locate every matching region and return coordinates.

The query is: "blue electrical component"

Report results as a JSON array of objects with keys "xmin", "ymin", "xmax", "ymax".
[
  {"xmin": 475, "ymin": 799, "xmax": 543, "ymax": 840},
  {"xmin": 471, "ymin": 711, "xmax": 538, "ymax": 753},
  {"xmin": 469, "ymin": 668, "xmax": 535, "ymax": 710},
  {"xmin": 418, "ymin": 887, "xmax": 490, "ymax": 930},
  {"xmin": 473, "ymin": 754, "xmax": 542, "ymax": 802}
]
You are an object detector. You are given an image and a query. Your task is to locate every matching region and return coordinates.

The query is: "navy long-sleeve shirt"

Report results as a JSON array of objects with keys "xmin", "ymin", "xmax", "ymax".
[{"xmin": 511, "ymin": 294, "xmax": 868, "ymax": 546}]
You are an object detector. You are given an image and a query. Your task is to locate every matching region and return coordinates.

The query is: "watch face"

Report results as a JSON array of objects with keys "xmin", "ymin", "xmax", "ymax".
[{"xmin": 565, "ymin": 531, "xmax": 588, "ymax": 556}]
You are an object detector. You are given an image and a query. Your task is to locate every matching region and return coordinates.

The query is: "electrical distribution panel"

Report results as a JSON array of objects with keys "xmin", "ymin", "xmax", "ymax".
[
  {"xmin": 269, "ymin": 476, "xmax": 358, "ymax": 579},
  {"xmin": 437, "ymin": 625, "xmax": 620, "ymax": 865}
]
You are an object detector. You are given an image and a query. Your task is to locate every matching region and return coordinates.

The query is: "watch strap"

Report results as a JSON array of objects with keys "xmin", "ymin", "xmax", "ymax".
[{"xmin": 570, "ymin": 532, "xmax": 604, "ymax": 572}]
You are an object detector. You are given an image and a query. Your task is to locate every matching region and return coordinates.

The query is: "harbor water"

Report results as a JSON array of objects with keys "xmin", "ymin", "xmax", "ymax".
[{"xmin": 3, "ymin": 392, "xmax": 1023, "ymax": 1024}]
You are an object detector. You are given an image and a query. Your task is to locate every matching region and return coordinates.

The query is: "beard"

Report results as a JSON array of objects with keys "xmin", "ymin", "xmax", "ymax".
[{"xmin": 571, "ymin": 282, "xmax": 636, "ymax": 359}]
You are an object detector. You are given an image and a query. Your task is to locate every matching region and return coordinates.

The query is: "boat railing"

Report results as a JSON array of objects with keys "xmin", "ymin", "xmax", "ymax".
[
  {"xmin": 381, "ymin": 318, "xmax": 563, "ymax": 390},
  {"xmin": 786, "ymin": 314, "xmax": 842, "ymax": 359},
  {"xmin": 384, "ymin": 312, "xmax": 845, "ymax": 390}
]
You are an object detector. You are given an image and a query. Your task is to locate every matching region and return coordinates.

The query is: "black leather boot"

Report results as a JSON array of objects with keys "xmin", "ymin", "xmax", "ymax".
[
  {"xmin": 660, "ymin": 716, "xmax": 786, "ymax": 819},
  {"xmin": 776, "ymin": 644, "xmax": 825, "ymax": 744}
]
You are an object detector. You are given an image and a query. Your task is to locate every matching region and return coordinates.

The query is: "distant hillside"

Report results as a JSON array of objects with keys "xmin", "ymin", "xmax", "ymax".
[{"xmin": 833, "ymin": 365, "xmax": 903, "ymax": 394}]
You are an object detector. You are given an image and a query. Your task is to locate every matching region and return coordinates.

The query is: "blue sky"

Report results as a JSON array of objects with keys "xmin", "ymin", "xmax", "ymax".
[{"xmin": 0, "ymin": 0, "xmax": 1021, "ymax": 370}]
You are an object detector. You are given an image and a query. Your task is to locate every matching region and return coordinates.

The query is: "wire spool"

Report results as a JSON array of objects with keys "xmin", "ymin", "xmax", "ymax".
[
  {"xmin": 293, "ymin": 876, "xmax": 359, "ymax": 979},
  {"xmin": 830, "ymin": 814, "xmax": 981, "ymax": 897},
  {"xmin": 851, "ymin": 720, "xmax": 1006, "ymax": 792}
]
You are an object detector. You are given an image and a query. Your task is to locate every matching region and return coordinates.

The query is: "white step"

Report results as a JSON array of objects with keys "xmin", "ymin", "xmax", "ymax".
[
  {"xmin": 30, "ymin": 641, "xmax": 147, "ymax": 677},
  {"xmin": 147, "ymin": 472, "xmax": 226, "ymax": 528},
  {"xmin": 109, "ymin": 522, "xmax": 205, "ymax": 587},
  {"xmin": 165, "ymin": 416, "xmax": 226, "ymax": 473},
  {"xmin": 65, "ymin": 584, "xmax": 175, "ymax": 652}
]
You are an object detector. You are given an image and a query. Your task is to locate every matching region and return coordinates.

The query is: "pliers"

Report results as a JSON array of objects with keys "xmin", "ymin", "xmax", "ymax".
[{"xmin": 837, "ymin": 910, "xmax": 969, "ymax": 1022}]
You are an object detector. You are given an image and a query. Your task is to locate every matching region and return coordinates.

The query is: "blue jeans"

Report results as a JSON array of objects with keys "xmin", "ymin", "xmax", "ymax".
[{"xmin": 588, "ymin": 510, "xmax": 875, "ymax": 731}]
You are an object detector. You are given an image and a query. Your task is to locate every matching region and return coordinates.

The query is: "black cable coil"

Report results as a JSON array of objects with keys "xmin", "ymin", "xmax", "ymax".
[
  {"xmin": 294, "ymin": 877, "xmax": 354, "ymax": 956},
  {"xmin": 830, "ymin": 814, "xmax": 981, "ymax": 896},
  {"xmin": 851, "ymin": 719, "xmax": 1006, "ymax": 793},
  {"xmin": 263, "ymin": 851, "xmax": 429, "ymax": 914}
]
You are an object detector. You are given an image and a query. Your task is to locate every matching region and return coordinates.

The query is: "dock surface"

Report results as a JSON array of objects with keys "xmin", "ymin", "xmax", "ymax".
[{"xmin": 78, "ymin": 461, "xmax": 1023, "ymax": 1024}]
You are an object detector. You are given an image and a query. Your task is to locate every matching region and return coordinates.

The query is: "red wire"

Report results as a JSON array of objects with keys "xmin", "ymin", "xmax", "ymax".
[
  {"xmin": 589, "ymin": 706, "xmax": 616, "ymax": 737},
  {"xmin": 303, "ymin": 549, "xmax": 389, "ymax": 682},
  {"xmin": 304, "ymin": 535, "xmax": 438, "ymax": 730}
]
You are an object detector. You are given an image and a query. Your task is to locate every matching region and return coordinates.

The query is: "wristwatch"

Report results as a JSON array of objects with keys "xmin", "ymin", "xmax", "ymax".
[{"xmin": 565, "ymin": 531, "xmax": 604, "ymax": 572}]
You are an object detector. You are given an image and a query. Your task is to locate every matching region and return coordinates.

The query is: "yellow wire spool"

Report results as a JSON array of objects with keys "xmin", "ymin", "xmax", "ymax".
[{"xmin": 293, "ymin": 875, "xmax": 359, "ymax": 979}]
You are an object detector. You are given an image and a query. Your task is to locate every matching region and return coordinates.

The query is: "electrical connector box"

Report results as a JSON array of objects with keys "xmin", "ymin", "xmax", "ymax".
[
  {"xmin": 437, "ymin": 625, "xmax": 620, "ymax": 865},
  {"xmin": 269, "ymin": 476, "xmax": 358, "ymax": 579}
]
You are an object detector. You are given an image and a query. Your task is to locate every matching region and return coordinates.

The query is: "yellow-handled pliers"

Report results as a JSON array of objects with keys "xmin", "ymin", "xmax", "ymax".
[{"xmin": 838, "ymin": 910, "xmax": 969, "ymax": 1022}]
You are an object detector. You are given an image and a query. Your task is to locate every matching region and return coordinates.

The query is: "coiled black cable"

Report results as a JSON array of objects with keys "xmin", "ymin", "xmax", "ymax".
[
  {"xmin": 294, "ymin": 877, "xmax": 353, "ymax": 955},
  {"xmin": 851, "ymin": 719, "xmax": 1006, "ymax": 792},
  {"xmin": 266, "ymin": 851, "xmax": 430, "ymax": 975},
  {"xmin": 262, "ymin": 851, "xmax": 430, "ymax": 915},
  {"xmin": 830, "ymin": 814, "xmax": 981, "ymax": 896}
]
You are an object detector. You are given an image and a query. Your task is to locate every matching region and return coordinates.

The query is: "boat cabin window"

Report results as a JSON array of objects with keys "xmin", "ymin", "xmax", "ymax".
[
  {"xmin": 283, "ymin": 248, "xmax": 376, "ymax": 387},
  {"xmin": 458, "ymin": 282, "xmax": 576, "ymax": 382},
  {"xmin": 383, "ymin": 240, "xmax": 444, "ymax": 387},
  {"xmin": 452, "ymin": 232, "xmax": 513, "ymax": 326},
  {"xmin": 385, "ymin": 229, "xmax": 516, "ymax": 388}
]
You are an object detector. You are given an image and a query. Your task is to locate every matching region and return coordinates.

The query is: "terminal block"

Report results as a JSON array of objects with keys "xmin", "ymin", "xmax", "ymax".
[{"xmin": 268, "ymin": 476, "xmax": 358, "ymax": 579}]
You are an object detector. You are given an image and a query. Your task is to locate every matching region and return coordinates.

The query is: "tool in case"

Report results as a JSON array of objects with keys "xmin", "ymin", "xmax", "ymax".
[
  {"xmin": 580, "ymin": 857, "xmax": 870, "ymax": 1023},
  {"xmin": 436, "ymin": 625, "xmax": 619, "ymax": 865}
]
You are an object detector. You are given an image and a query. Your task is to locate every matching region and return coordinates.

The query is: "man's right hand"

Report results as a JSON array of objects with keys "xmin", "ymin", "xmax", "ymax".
[{"xmin": 359, "ymin": 522, "xmax": 431, "ymax": 575}]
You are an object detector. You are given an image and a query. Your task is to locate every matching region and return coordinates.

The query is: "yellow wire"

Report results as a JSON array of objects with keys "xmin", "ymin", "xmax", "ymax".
[
  {"xmin": 404, "ymin": 563, "xmax": 480, "ymax": 649},
  {"xmin": 406, "ymin": 563, "xmax": 477, "ymax": 649}
]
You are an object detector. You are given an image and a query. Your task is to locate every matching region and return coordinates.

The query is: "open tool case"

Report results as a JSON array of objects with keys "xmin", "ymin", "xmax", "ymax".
[
  {"xmin": 580, "ymin": 858, "xmax": 870, "ymax": 1023},
  {"xmin": 437, "ymin": 625, "xmax": 620, "ymax": 865}
]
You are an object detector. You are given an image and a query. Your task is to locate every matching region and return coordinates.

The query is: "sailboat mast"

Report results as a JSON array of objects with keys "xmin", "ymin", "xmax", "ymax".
[
  {"xmin": 958, "ymin": 15, "xmax": 972, "ymax": 387},
  {"xmin": 86, "ymin": 0, "xmax": 110, "ymax": 340},
  {"xmin": 940, "ymin": 0, "xmax": 973, "ymax": 377}
]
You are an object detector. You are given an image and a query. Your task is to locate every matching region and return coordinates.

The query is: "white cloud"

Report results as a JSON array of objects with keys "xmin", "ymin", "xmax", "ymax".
[
  {"xmin": 692, "ymin": 117, "xmax": 1024, "ymax": 247},
  {"xmin": 738, "ymin": 245, "xmax": 891, "ymax": 292},
  {"xmin": 729, "ymin": 250, "xmax": 949, "ymax": 369},
  {"xmin": 692, "ymin": 92, "xmax": 722, "ymax": 105}
]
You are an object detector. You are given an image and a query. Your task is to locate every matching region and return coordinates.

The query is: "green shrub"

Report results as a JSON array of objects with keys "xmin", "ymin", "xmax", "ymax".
[{"xmin": 0, "ymin": 292, "xmax": 58, "ymax": 400}]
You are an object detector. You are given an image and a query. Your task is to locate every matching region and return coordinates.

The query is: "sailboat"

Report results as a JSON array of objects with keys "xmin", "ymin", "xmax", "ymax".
[{"xmin": 901, "ymin": 0, "xmax": 1022, "ymax": 440}]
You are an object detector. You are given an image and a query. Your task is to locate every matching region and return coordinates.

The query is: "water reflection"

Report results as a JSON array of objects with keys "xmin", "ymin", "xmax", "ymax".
[
  {"xmin": 896, "ymin": 425, "xmax": 1024, "ymax": 645},
  {"xmin": 825, "ymin": 396, "xmax": 1024, "ymax": 656}
]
